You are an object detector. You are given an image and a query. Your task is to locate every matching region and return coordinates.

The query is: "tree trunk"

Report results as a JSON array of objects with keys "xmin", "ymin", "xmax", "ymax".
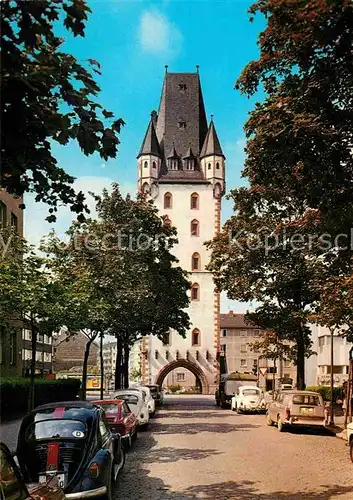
[
  {"xmin": 296, "ymin": 330, "xmax": 306, "ymax": 390},
  {"xmin": 273, "ymin": 358, "xmax": 276, "ymax": 395},
  {"xmin": 81, "ymin": 336, "xmax": 95, "ymax": 400},
  {"xmin": 100, "ymin": 332, "xmax": 104, "ymax": 400},
  {"xmin": 123, "ymin": 344, "xmax": 130, "ymax": 388},
  {"xmin": 115, "ymin": 339, "xmax": 123, "ymax": 390},
  {"xmin": 29, "ymin": 315, "xmax": 37, "ymax": 411},
  {"xmin": 330, "ymin": 328, "xmax": 334, "ymax": 425}
]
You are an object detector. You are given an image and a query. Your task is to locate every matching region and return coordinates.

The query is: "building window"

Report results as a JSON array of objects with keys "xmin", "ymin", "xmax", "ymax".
[
  {"xmin": 222, "ymin": 329, "xmax": 227, "ymax": 337},
  {"xmin": 190, "ymin": 193, "xmax": 199, "ymax": 210},
  {"xmin": 221, "ymin": 344, "xmax": 226, "ymax": 352},
  {"xmin": 240, "ymin": 359, "xmax": 247, "ymax": 367},
  {"xmin": 216, "ymin": 162, "xmax": 220, "ymax": 169},
  {"xmin": 176, "ymin": 373, "xmax": 185, "ymax": 382},
  {"xmin": 254, "ymin": 329, "xmax": 260, "ymax": 337},
  {"xmin": 318, "ymin": 337, "xmax": 325, "ymax": 347},
  {"xmin": 240, "ymin": 344, "xmax": 247, "ymax": 353},
  {"xmin": 178, "ymin": 121, "xmax": 186, "ymax": 129},
  {"xmin": 190, "ymin": 219, "xmax": 199, "ymax": 236},
  {"xmin": 0, "ymin": 201, "xmax": 7, "ymax": 228},
  {"xmin": 247, "ymin": 331, "xmax": 253, "ymax": 337},
  {"xmin": 144, "ymin": 161, "xmax": 148, "ymax": 168},
  {"xmin": 191, "ymin": 283, "xmax": 199, "ymax": 301},
  {"xmin": 169, "ymin": 159, "xmax": 178, "ymax": 170},
  {"xmin": 191, "ymin": 252, "xmax": 200, "ymax": 271},
  {"xmin": 240, "ymin": 329, "xmax": 247, "ymax": 337},
  {"xmin": 9, "ymin": 331, "xmax": 16, "ymax": 365},
  {"xmin": 208, "ymin": 162, "xmax": 212, "ymax": 170},
  {"xmin": 38, "ymin": 333, "xmax": 44, "ymax": 343},
  {"xmin": 152, "ymin": 161, "xmax": 157, "ymax": 169},
  {"xmin": 10, "ymin": 213, "xmax": 18, "ymax": 231},
  {"xmin": 192, "ymin": 329, "xmax": 200, "ymax": 346},
  {"xmin": 162, "ymin": 332, "xmax": 170, "ymax": 346},
  {"xmin": 164, "ymin": 192, "xmax": 173, "ymax": 209},
  {"xmin": 185, "ymin": 159, "xmax": 194, "ymax": 170}
]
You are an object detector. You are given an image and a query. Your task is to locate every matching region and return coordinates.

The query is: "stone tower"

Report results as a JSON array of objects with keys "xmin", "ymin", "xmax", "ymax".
[{"xmin": 137, "ymin": 70, "xmax": 225, "ymax": 394}]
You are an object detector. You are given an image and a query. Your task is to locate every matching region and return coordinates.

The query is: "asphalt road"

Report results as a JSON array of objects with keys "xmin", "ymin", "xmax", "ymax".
[{"xmin": 116, "ymin": 395, "xmax": 353, "ymax": 500}]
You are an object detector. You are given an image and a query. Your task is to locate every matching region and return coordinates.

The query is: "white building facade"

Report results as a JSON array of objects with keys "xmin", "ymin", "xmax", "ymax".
[
  {"xmin": 137, "ymin": 70, "xmax": 225, "ymax": 394},
  {"xmin": 305, "ymin": 324, "xmax": 352, "ymax": 387}
]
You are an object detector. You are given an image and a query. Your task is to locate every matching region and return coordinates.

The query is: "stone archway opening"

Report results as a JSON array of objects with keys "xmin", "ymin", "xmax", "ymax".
[{"xmin": 155, "ymin": 359, "xmax": 210, "ymax": 394}]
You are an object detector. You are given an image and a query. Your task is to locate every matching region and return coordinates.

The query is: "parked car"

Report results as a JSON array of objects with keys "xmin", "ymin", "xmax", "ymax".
[
  {"xmin": 216, "ymin": 372, "xmax": 258, "ymax": 408},
  {"xmin": 231, "ymin": 385, "xmax": 266, "ymax": 413},
  {"xmin": 0, "ymin": 441, "xmax": 65, "ymax": 500},
  {"xmin": 347, "ymin": 422, "xmax": 353, "ymax": 463},
  {"xmin": 129, "ymin": 386, "xmax": 155, "ymax": 416},
  {"xmin": 15, "ymin": 401, "xmax": 125, "ymax": 499},
  {"xmin": 113, "ymin": 390, "xmax": 149, "ymax": 429},
  {"xmin": 145, "ymin": 385, "xmax": 164, "ymax": 406},
  {"xmin": 93, "ymin": 399, "xmax": 138, "ymax": 449},
  {"xmin": 266, "ymin": 391, "xmax": 325, "ymax": 432}
]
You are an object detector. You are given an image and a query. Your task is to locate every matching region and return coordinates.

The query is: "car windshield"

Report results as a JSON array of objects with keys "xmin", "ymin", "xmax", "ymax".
[
  {"xmin": 115, "ymin": 394, "xmax": 139, "ymax": 405},
  {"xmin": 25, "ymin": 419, "xmax": 86, "ymax": 440},
  {"xmin": 99, "ymin": 403, "xmax": 119, "ymax": 415},
  {"xmin": 242, "ymin": 389, "xmax": 260, "ymax": 396},
  {"xmin": 225, "ymin": 380, "xmax": 239, "ymax": 394},
  {"xmin": 292, "ymin": 395, "xmax": 322, "ymax": 406}
]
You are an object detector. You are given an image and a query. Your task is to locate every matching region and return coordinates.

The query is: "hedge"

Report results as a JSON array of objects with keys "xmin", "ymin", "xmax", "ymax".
[
  {"xmin": 306, "ymin": 385, "xmax": 344, "ymax": 402},
  {"xmin": 0, "ymin": 377, "xmax": 81, "ymax": 417}
]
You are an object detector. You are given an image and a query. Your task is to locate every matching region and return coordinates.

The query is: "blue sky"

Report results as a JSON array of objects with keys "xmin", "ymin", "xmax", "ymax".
[{"xmin": 25, "ymin": 0, "xmax": 264, "ymax": 313}]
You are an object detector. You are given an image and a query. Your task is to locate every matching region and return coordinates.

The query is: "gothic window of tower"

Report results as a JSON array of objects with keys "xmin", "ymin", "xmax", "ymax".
[
  {"xmin": 192, "ymin": 329, "xmax": 201, "ymax": 346},
  {"xmin": 164, "ymin": 192, "xmax": 173, "ymax": 209},
  {"xmin": 208, "ymin": 162, "xmax": 212, "ymax": 170},
  {"xmin": 152, "ymin": 161, "xmax": 157, "ymax": 169},
  {"xmin": 144, "ymin": 161, "xmax": 148, "ymax": 168},
  {"xmin": 192, "ymin": 252, "xmax": 200, "ymax": 271},
  {"xmin": 191, "ymin": 283, "xmax": 200, "ymax": 301},
  {"xmin": 190, "ymin": 193, "xmax": 199, "ymax": 210},
  {"xmin": 190, "ymin": 219, "xmax": 199, "ymax": 237}
]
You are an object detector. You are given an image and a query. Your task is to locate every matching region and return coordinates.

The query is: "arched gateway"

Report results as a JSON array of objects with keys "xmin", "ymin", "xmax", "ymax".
[{"xmin": 155, "ymin": 360, "xmax": 210, "ymax": 394}]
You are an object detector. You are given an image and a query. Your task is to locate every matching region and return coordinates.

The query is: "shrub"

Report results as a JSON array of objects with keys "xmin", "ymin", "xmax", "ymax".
[
  {"xmin": 0, "ymin": 377, "xmax": 81, "ymax": 417},
  {"xmin": 306, "ymin": 385, "xmax": 344, "ymax": 402},
  {"xmin": 167, "ymin": 384, "xmax": 182, "ymax": 393}
]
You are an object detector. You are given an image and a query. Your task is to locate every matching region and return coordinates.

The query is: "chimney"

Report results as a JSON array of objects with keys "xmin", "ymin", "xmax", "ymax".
[{"xmin": 228, "ymin": 310, "xmax": 234, "ymax": 317}]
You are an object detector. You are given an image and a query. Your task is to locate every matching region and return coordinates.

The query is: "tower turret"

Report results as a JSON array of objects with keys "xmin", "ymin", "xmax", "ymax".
[
  {"xmin": 200, "ymin": 117, "xmax": 225, "ymax": 198},
  {"xmin": 137, "ymin": 112, "xmax": 161, "ymax": 194}
]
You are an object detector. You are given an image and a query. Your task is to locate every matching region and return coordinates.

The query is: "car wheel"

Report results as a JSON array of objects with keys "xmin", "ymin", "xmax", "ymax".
[
  {"xmin": 277, "ymin": 416, "xmax": 285, "ymax": 432},
  {"xmin": 266, "ymin": 412, "xmax": 273, "ymax": 426},
  {"xmin": 350, "ymin": 441, "xmax": 353, "ymax": 463},
  {"xmin": 113, "ymin": 445, "xmax": 126, "ymax": 480}
]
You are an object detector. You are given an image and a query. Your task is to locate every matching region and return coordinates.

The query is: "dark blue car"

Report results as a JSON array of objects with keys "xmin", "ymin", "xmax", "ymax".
[{"xmin": 16, "ymin": 401, "xmax": 125, "ymax": 500}]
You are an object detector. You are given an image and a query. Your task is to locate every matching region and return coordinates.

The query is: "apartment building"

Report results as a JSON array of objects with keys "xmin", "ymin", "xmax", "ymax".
[
  {"xmin": 220, "ymin": 311, "xmax": 297, "ymax": 391},
  {"xmin": 22, "ymin": 329, "xmax": 53, "ymax": 376},
  {"xmin": 0, "ymin": 189, "xmax": 24, "ymax": 376}
]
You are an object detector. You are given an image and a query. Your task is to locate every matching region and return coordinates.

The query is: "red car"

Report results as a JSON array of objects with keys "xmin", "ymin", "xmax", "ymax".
[{"xmin": 93, "ymin": 400, "xmax": 138, "ymax": 449}]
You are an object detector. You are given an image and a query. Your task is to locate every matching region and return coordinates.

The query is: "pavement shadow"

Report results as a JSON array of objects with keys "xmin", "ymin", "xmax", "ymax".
[
  {"xmin": 143, "ymin": 446, "xmax": 223, "ymax": 464},
  {"xmin": 155, "ymin": 411, "xmax": 233, "ymax": 420},
  {"xmin": 152, "ymin": 422, "xmax": 259, "ymax": 435},
  {"xmin": 183, "ymin": 480, "xmax": 353, "ymax": 499},
  {"xmin": 287, "ymin": 426, "xmax": 335, "ymax": 437}
]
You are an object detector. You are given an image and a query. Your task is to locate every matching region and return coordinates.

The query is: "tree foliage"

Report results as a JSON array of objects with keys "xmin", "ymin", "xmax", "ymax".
[
  {"xmin": 1, "ymin": 0, "xmax": 125, "ymax": 221},
  {"xmin": 208, "ymin": 0, "xmax": 353, "ymax": 389}
]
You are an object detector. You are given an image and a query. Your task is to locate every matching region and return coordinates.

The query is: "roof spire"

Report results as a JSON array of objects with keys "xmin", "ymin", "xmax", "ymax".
[
  {"xmin": 200, "ymin": 118, "xmax": 225, "ymax": 159},
  {"xmin": 196, "ymin": 65, "xmax": 199, "ymax": 74},
  {"xmin": 165, "ymin": 64, "xmax": 168, "ymax": 73},
  {"xmin": 137, "ymin": 114, "xmax": 161, "ymax": 158}
]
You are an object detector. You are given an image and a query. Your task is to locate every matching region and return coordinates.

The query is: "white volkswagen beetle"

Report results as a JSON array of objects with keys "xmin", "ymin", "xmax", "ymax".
[
  {"xmin": 129, "ymin": 386, "xmax": 156, "ymax": 416},
  {"xmin": 113, "ymin": 390, "xmax": 150, "ymax": 429},
  {"xmin": 231, "ymin": 385, "xmax": 266, "ymax": 413}
]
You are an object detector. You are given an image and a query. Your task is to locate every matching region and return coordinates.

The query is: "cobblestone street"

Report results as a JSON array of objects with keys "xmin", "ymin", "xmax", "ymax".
[{"xmin": 116, "ymin": 395, "xmax": 353, "ymax": 500}]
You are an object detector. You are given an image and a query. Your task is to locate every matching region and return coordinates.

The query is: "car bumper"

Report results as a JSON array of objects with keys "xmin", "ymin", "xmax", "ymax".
[
  {"xmin": 65, "ymin": 486, "xmax": 107, "ymax": 499},
  {"xmin": 286, "ymin": 418, "xmax": 325, "ymax": 426}
]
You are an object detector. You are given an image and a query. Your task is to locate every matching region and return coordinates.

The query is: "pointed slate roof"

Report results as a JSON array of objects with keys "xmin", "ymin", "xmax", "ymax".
[
  {"xmin": 183, "ymin": 146, "xmax": 195, "ymax": 159},
  {"xmin": 137, "ymin": 114, "xmax": 161, "ymax": 158},
  {"xmin": 200, "ymin": 119, "xmax": 225, "ymax": 158},
  {"xmin": 167, "ymin": 144, "xmax": 179, "ymax": 159}
]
